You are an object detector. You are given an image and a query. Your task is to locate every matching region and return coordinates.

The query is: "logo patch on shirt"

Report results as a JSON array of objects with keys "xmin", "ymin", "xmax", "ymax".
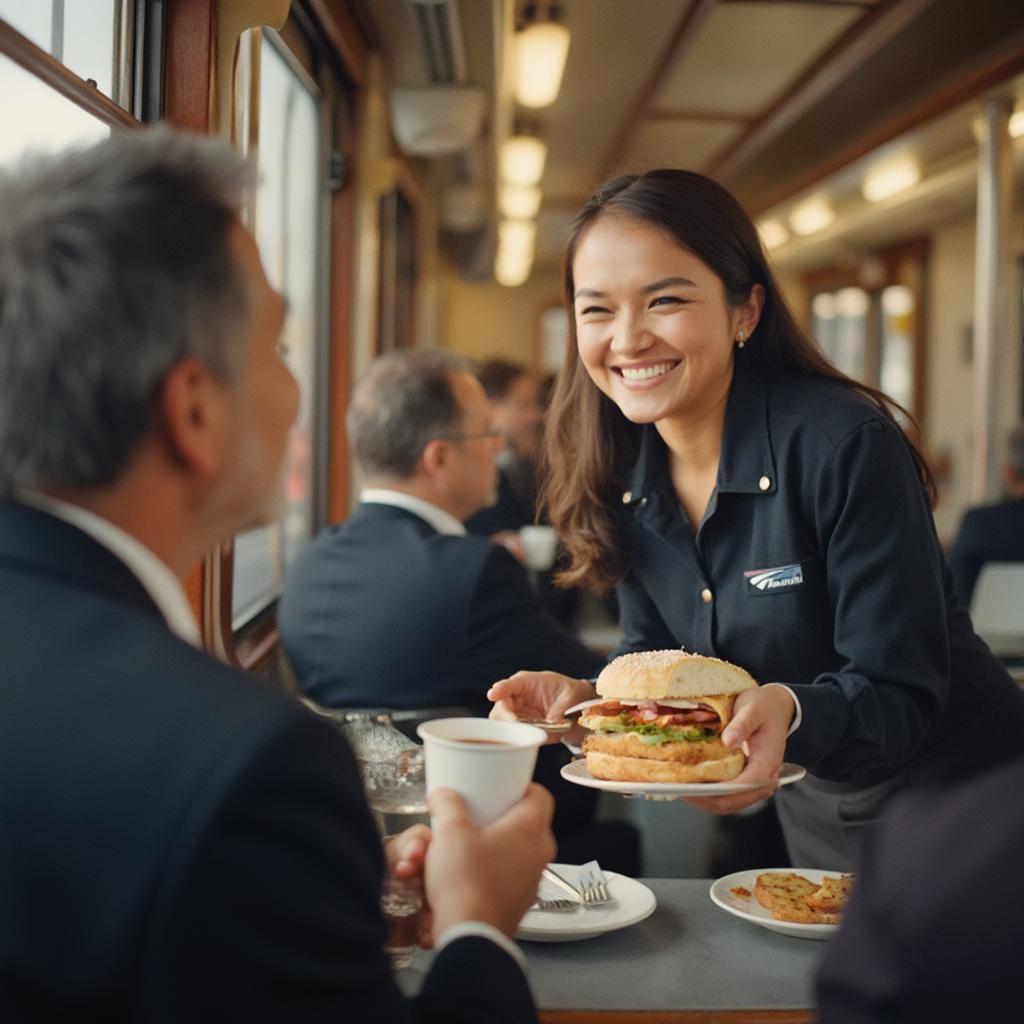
[{"xmin": 744, "ymin": 563, "xmax": 804, "ymax": 594}]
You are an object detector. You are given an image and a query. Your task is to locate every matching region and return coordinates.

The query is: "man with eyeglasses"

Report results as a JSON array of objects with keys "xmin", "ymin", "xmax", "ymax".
[{"xmin": 279, "ymin": 349, "xmax": 641, "ymax": 874}]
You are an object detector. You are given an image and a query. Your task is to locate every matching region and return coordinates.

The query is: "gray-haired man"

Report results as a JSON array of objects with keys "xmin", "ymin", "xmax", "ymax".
[{"xmin": 0, "ymin": 127, "xmax": 552, "ymax": 1022}]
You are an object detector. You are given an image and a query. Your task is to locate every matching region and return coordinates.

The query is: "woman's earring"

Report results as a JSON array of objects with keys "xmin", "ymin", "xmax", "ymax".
[{"xmin": 736, "ymin": 329, "xmax": 746, "ymax": 349}]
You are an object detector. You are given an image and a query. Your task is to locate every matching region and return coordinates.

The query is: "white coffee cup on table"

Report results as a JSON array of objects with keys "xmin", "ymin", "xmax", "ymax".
[
  {"xmin": 519, "ymin": 524, "xmax": 558, "ymax": 572},
  {"xmin": 416, "ymin": 718, "xmax": 546, "ymax": 826}
]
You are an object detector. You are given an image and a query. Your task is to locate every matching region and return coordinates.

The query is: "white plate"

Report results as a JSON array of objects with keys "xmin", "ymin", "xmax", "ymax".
[
  {"xmin": 516, "ymin": 863, "xmax": 657, "ymax": 942},
  {"xmin": 559, "ymin": 759, "xmax": 806, "ymax": 797},
  {"xmin": 709, "ymin": 868, "xmax": 842, "ymax": 940}
]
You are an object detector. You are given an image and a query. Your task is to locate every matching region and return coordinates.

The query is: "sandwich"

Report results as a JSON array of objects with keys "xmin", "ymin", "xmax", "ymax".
[{"xmin": 578, "ymin": 650, "xmax": 758, "ymax": 783}]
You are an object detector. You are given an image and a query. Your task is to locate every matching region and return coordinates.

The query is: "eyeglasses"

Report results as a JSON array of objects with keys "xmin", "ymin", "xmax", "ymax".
[{"xmin": 437, "ymin": 429, "xmax": 504, "ymax": 443}]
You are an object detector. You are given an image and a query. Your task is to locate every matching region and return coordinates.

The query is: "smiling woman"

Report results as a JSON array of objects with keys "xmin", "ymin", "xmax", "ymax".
[{"xmin": 488, "ymin": 167, "xmax": 1024, "ymax": 873}]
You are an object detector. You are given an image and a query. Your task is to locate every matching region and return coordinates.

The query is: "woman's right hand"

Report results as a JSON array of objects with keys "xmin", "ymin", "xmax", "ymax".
[{"xmin": 487, "ymin": 670, "xmax": 594, "ymax": 745}]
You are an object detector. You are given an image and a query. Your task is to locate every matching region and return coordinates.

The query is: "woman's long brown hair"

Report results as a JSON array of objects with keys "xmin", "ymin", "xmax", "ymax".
[{"xmin": 543, "ymin": 169, "xmax": 935, "ymax": 594}]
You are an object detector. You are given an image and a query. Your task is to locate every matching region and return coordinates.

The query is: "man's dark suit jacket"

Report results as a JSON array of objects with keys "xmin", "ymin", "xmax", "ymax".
[
  {"xmin": 948, "ymin": 497, "xmax": 1024, "ymax": 606},
  {"xmin": 815, "ymin": 757, "xmax": 1024, "ymax": 1021},
  {"xmin": 278, "ymin": 501, "xmax": 604, "ymax": 714},
  {"xmin": 0, "ymin": 501, "xmax": 537, "ymax": 1023}
]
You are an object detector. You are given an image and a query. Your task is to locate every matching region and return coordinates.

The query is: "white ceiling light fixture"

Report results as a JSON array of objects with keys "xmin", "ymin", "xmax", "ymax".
[
  {"xmin": 495, "ymin": 218, "xmax": 537, "ymax": 287},
  {"xmin": 498, "ymin": 218, "xmax": 537, "ymax": 255},
  {"xmin": 515, "ymin": 4, "xmax": 571, "ymax": 109},
  {"xmin": 1010, "ymin": 110, "xmax": 1024, "ymax": 138},
  {"xmin": 495, "ymin": 247, "xmax": 534, "ymax": 287},
  {"xmin": 501, "ymin": 134, "xmax": 547, "ymax": 186},
  {"xmin": 862, "ymin": 156, "xmax": 921, "ymax": 203},
  {"xmin": 757, "ymin": 218, "xmax": 789, "ymax": 250},
  {"xmin": 789, "ymin": 194, "xmax": 835, "ymax": 236},
  {"xmin": 500, "ymin": 183, "xmax": 542, "ymax": 219}
]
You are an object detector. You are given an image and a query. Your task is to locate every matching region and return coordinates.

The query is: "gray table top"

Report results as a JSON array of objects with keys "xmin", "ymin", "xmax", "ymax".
[{"xmin": 400, "ymin": 878, "xmax": 828, "ymax": 1013}]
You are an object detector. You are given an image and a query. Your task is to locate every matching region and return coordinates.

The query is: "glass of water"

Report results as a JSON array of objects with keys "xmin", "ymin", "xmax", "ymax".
[{"xmin": 380, "ymin": 873, "xmax": 423, "ymax": 970}]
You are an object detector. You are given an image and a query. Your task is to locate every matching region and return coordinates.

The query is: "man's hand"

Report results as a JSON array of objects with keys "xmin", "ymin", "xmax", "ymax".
[
  {"xmin": 383, "ymin": 824, "xmax": 430, "ymax": 880},
  {"xmin": 424, "ymin": 785, "xmax": 555, "ymax": 940},
  {"xmin": 684, "ymin": 685, "xmax": 795, "ymax": 815},
  {"xmin": 487, "ymin": 670, "xmax": 594, "ymax": 745},
  {"xmin": 383, "ymin": 824, "xmax": 433, "ymax": 946}
]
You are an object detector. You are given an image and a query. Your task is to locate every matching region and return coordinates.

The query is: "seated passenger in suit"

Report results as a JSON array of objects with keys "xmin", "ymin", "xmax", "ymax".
[
  {"xmin": 815, "ymin": 756, "xmax": 1024, "ymax": 1020},
  {"xmin": 466, "ymin": 358, "xmax": 582, "ymax": 627},
  {"xmin": 279, "ymin": 350, "xmax": 640, "ymax": 874},
  {"xmin": 0, "ymin": 128, "xmax": 555, "ymax": 1023},
  {"xmin": 948, "ymin": 424, "xmax": 1024, "ymax": 607}
]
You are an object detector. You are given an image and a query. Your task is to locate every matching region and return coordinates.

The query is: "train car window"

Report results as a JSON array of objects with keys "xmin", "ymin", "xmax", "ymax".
[
  {"xmin": 539, "ymin": 305, "xmax": 569, "ymax": 377},
  {"xmin": 0, "ymin": 50, "xmax": 110, "ymax": 157},
  {"xmin": 231, "ymin": 30, "xmax": 323, "ymax": 632},
  {"xmin": 805, "ymin": 238, "xmax": 928, "ymax": 424},
  {"xmin": 0, "ymin": 1, "xmax": 136, "ymax": 161},
  {"xmin": 812, "ymin": 288, "xmax": 869, "ymax": 384},
  {"xmin": 0, "ymin": 0, "xmax": 119, "ymax": 101},
  {"xmin": 879, "ymin": 284, "xmax": 915, "ymax": 415}
]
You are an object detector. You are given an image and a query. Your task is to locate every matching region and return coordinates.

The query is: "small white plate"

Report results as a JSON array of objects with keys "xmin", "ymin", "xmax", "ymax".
[
  {"xmin": 709, "ymin": 868, "xmax": 842, "ymax": 940},
  {"xmin": 517, "ymin": 863, "xmax": 657, "ymax": 942},
  {"xmin": 559, "ymin": 759, "xmax": 806, "ymax": 797}
]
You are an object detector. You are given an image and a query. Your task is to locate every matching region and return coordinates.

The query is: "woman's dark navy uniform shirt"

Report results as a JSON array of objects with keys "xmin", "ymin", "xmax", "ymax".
[{"xmin": 614, "ymin": 356, "xmax": 1024, "ymax": 787}]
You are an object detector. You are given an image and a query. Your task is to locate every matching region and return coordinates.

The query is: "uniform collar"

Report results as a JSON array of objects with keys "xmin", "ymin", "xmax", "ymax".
[{"xmin": 620, "ymin": 356, "xmax": 777, "ymax": 507}]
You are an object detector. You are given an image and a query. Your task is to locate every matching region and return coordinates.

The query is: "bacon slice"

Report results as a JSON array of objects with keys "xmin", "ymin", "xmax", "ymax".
[{"xmin": 586, "ymin": 701, "xmax": 721, "ymax": 729}]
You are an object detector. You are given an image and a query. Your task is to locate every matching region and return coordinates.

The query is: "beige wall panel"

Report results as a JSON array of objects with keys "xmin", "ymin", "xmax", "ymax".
[{"xmin": 439, "ymin": 266, "xmax": 564, "ymax": 366}]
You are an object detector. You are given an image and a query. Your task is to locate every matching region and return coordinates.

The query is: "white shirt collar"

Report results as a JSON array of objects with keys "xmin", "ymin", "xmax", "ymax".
[
  {"xmin": 17, "ymin": 491, "xmax": 202, "ymax": 647},
  {"xmin": 359, "ymin": 488, "xmax": 467, "ymax": 536}
]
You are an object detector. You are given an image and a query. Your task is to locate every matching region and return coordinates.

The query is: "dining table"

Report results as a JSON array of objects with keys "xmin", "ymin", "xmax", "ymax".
[{"xmin": 398, "ymin": 877, "xmax": 826, "ymax": 1022}]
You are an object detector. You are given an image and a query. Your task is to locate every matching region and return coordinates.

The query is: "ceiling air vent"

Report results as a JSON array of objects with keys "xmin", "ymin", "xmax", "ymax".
[{"xmin": 406, "ymin": 0, "xmax": 467, "ymax": 84}]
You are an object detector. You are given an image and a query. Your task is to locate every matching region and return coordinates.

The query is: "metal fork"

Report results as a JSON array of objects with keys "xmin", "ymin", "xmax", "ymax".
[
  {"xmin": 531, "ymin": 896, "xmax": 579, "ymax": 912},
  {"xmin": 578, "ymin": 860, "xmax": 612, "ymax": 905}
]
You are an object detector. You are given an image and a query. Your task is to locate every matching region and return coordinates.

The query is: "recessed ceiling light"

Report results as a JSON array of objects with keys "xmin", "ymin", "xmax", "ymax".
[
  {"xmin": 789, "ymin": 195, "xmax": 834, "ymax": 236},
  {"xmin": 757, "ymin": 218, "xmax": 789, "ymax": 250},
  {"xmin": 862, "ymin": 157, "xmax": 921, "ymax": 202}
]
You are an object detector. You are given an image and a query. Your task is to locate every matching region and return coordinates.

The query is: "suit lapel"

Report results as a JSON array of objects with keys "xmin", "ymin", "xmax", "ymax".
[{"xmin": 0, "ymin": 501, "xmax": 165, "ymax": 622}]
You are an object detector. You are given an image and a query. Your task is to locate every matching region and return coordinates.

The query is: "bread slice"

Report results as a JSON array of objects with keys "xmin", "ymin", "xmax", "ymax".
[
  {"xmin": 585, "ymin": 748, "xmax": 745, "ymax": 784},
  {"xmin": 807, "ymin": 874, "xmax": 854, "ymax": 914},
  {"xmin": 595, "ymin": 650, "xmax": 757, "ymax": 702},
  {"xmin": 753, "ymin": 872, "xmax": 840, "ymax": 925}
]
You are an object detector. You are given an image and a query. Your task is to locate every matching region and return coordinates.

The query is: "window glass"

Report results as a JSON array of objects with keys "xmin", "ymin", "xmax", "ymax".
[
  {"xmin": 0, "ymin": 51, "xmax": 109, "ymax": 164},
  {"xmin": 540, "ymin": 306, "xmax": 568, "ymax": 376},
  {"xmin": 231, "ymin": 35, "xmax": 321, "ymax": 630},
  {"xmin": 814, "ymin": 287, "xmax": 867, "ymax": 381},
  {"xmin": 880, "ymin": 284, "xmax": 914, "ymax": 412},
  {"xmin": 0, "ymin": 0, "xmax": 117, "ymax": 99}
]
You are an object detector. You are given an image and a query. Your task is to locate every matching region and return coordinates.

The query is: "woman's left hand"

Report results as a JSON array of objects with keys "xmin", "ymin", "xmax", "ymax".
[{"xmin": 684, "ymin": 685, "xmax": 795, "ymax": 814}]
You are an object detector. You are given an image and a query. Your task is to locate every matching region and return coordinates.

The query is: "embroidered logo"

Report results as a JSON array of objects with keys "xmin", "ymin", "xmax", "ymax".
[{"xmin": 744, "ymin": 563, "xmax": 804, "ymax": 593}]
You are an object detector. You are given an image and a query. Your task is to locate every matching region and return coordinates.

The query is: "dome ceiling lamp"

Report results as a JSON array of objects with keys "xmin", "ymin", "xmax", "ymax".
[{"xmin": 514, "ymin": 3, "xmax": 571, "ymax": 109}]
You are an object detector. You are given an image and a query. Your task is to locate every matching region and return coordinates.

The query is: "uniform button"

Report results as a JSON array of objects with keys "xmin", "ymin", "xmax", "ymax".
[
  {"xmin": 758, "ymin": 475, "xmax": 771, "ymax": 491},
  {"xmin": 701, "ymin": 588, "xmax": 713, "ymax": 604},
  {"xmin": 622, "ymin": 490, "xmax": 633, "ymax": 504}
]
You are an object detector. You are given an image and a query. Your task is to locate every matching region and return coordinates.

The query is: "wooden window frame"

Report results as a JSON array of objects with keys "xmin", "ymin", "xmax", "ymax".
[{"xmin": 168, "ymin": 0, "xmax": 368, "ymax": 670}]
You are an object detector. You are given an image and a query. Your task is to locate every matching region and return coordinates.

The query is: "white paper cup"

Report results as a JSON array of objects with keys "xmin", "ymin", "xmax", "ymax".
[
  {"xmin": 519, "ymin": 525, "xmax": 558, "ymax": 571},
  {"xmin": 416, "ymin": 718, "xmax": 546, "ymax": 826}
]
